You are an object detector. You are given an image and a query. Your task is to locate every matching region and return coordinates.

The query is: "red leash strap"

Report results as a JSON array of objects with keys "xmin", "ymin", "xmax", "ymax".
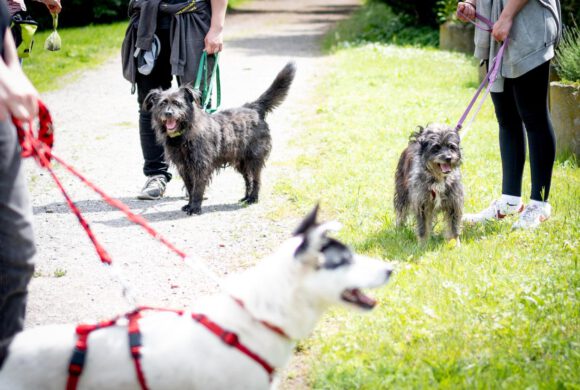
[
  {"xmin": 191, "ymin": 313, "xmax": 276, "ymax": 381},
  {"xmin": 13, "ymin": 102, "xmax": 190, "ymax": 267}
]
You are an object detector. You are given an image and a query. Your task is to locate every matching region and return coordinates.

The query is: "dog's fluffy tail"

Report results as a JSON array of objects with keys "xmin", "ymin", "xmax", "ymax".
[{"xmin": 249, "ymin": 61, "xmax": 296, "ymax": 118}]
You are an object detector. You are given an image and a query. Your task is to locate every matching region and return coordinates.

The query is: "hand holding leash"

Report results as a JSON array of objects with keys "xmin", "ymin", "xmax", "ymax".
[
  {"xmin": 12, "ymin": 100, "xmax": 54, "ymax": 166},
  {"xmin": 457, "ymin": 1, "xmax": 476, "ymax": 22}
]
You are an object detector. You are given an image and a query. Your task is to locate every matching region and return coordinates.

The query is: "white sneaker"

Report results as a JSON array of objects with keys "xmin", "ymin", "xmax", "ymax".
[
  {"xmin": 512, "ymin": 202, "xmax": 551, "ymax": 230},
  {"xmin": 137, "ymin": 174, "xmax": 167, "ymax": 200},
  {"xmin": 463, "ymin": 199, "xmax": 524, "ymax": 223}
]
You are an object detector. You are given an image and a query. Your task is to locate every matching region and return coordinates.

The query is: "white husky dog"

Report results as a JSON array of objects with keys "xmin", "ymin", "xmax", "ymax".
[{"xmin": 0, "ymin": 206, "xmax": 393, "ymax": 390}]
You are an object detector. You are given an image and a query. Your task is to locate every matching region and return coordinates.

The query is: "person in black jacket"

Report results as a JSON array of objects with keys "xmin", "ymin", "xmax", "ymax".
[
  {"xmin": 0, "ymin": 0, "xmax": 38, "ymax": 369},
  {"xmin": 124, "ymin": 0, "xmax": 227, "ymax": 200}
]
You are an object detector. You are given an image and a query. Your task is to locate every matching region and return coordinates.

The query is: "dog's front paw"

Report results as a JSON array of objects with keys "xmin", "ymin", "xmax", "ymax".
[
  {"xmin": 182, "ymin": 204, "xmax": 202, "ymax": 215},
  {"xmin": 241, "ymin": 196, "xmax": 258, "ymax": 205}
]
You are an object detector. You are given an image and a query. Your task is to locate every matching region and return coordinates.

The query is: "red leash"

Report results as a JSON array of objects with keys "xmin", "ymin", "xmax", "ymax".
[{"xmin": 13, "ymin": 105, "xmax": 189, "ymax": 269}]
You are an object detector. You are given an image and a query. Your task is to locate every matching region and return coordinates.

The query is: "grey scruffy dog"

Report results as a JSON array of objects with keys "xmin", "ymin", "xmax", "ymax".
[
  {"xmin": 143, "ymin": 62, "xmax": 296, "ymax": 215},
  {"xmin": 394, "ymin": 124, "xmax": 463, "ymax": 244}
]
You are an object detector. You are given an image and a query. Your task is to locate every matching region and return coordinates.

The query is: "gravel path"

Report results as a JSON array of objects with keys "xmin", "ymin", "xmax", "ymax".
[{"xmin": 24, "ymin": 0, "xmax": 358, "ymax": 386}]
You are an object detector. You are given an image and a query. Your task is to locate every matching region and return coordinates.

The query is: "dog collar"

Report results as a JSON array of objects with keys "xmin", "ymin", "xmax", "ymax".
[
  {"xmin": 167, "ymin": 130, "xmax": 184, "ymax": 138},
  {"xmin": 231, "ymin": 296, "xmax": 292, "ymax": 340}
]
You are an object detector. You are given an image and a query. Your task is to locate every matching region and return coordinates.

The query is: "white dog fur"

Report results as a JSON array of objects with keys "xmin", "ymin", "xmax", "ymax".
[{"xmin": 0, "ymin": 206, "xmax": 393, "ymax": 389}]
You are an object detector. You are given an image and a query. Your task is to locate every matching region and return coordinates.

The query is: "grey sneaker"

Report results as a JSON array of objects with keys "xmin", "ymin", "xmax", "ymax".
[
  {"xmin": 512, "ymin": 203, "xmax": 551, "ymax": 230},
  {"xmin": 463, "ymin": 199, "xmax": 524, "ymax": 223},
  {"xmin": 137, "ymin": 174, "xmax": 167, "ymax": 200}
]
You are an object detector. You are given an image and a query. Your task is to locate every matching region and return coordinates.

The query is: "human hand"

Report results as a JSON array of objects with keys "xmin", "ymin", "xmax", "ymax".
[
  {"xmin": 0, "ymin": 67, "xmax": 39, "ymax": 121},
  {"xmin": 42, "ymin": 0, "xmax": 62, "ymax": 14},
  {"xmin": 492, "ymin": 14, "xmax": 512, "ymax": 42},
  {"xmin": 457, "ymin": 2, "xmax": 476, "ymax": 22},
  {"xmin": 204, "ymin": 27, "xmax": 223, "ymax": 55}
]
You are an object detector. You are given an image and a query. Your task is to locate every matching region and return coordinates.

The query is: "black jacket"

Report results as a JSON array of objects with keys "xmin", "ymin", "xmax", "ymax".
[{"xmin": 121, "ymin": 0, "xmax": 211, "ymax": 90}]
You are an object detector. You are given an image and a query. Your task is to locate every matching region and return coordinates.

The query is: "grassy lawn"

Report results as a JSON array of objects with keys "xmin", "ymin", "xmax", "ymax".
[
  {"xmin": 275, "ymin": 3, "xmax": 580, "ymax": 389},
  {"xmin": 22, "ymin": 22, "xmax": 127, "ymax": 92}
]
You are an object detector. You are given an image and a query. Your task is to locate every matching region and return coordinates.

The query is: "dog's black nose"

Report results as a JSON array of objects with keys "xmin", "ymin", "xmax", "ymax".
[
  {"xmin": 164, "ymin": 111, "xmax": 173, "ymax": 117},
  {"xmin": 445, "ymin": 156, "xmax": 453, "ymax": 162}
]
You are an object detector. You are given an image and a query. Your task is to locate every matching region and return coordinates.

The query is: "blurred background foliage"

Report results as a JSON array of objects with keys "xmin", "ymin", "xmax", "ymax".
[{"xmin": 26, "ymin": 0, "xmax": 579, "ymax": 30}]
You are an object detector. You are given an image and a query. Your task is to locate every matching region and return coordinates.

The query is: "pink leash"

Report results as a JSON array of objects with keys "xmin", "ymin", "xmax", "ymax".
[{"xmin": 455, "ymin": 11, "xmax": 509, "ymax": 137}]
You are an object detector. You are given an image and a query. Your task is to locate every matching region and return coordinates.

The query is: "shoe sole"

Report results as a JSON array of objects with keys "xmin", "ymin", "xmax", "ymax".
[
  {"xmin": 464, "ymin": 204, "xmax": 525, "ymax": 224},
  {"xmin": 137, "ymin": 194, "xmax": 163, "ymax": 200}
]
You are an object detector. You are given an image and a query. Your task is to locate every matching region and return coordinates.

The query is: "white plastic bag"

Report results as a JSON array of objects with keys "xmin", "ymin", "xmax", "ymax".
[{"xmin": 44, "ymin": 13, "xmax": 61, "ymax": 51}]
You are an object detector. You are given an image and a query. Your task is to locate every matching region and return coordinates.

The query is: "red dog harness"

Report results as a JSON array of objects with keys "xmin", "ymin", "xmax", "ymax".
[{"xmin": 65, "ymin": 306, "xmax": 278, "ymax": 390}]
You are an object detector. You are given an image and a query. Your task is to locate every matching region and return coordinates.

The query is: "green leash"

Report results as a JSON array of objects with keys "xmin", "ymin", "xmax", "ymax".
[{"xmin": 193, "ymin": 51, "xmax": 221, "ymax": 113}]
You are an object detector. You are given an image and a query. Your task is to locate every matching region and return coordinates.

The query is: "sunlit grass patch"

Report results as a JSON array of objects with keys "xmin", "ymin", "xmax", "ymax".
[{"xmin": 275, "ymin": 43, "xmax": 579, "ymax": 388}]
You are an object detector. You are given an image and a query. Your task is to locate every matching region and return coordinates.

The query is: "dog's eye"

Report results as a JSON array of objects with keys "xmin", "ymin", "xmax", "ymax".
[
  {"xmin": 448, "ymin": 144, "xmax": 457, "ymax": 151},
  {"xmin": 432, "ymin": 145, "xmax": 441, "ymax": 152}
]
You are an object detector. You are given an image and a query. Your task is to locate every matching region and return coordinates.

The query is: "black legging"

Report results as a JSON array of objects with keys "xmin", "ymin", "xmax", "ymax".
[
  {"xmin": 490, "ymin": 61, "xmax": 556, "ymax": 202},
  {"xmin": 136, "ymin": 29, "xmax": 173, "ymax": 182}
]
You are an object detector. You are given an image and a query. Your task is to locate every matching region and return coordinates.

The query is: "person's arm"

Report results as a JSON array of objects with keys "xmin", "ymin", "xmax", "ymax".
[
  {"xmin": 7, "ymin": 0, "xmax": 27, "ymax": 14},
  {"xmin": 457, "ymin": 1, "xmax": 476, "ymax": 22},
  {"xmin": 0, "ymin": 28, "xmax": 38, "ymax": 121},
  {"xmin": 492, "ymin": 0, "xmax": 528, "ymax": 41},
  {"xmin": 33, "ymin": 0, "xmax": 61, "ymax": 14},
  {"xmin": 204, "ymin": 0, "xmax": 227, "ymax": 54}
]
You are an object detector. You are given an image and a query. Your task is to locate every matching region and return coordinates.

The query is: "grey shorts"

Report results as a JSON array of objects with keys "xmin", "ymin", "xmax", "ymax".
[{"xmin": 0, "ymin": 120, "xmax": 35, "ymax": 263}]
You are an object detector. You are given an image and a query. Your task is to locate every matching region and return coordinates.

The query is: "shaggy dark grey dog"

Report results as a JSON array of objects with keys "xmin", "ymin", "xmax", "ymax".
[
  {"xmin": 394, "ymin": 124, "xmax": 463, "ymax": 244},
  {"xmin": 143, "ymin": 62, "xmax": 296, "ymax": 215}
]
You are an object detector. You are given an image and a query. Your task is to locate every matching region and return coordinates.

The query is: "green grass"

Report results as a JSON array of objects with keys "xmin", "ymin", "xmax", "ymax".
[
  {"xmin": 22, "ymin": 22, "xmax": 127, "ymax": 92},
  {"xmin": 323, "ymin": 1, "xmax": 438, "ymax": 51},
  {"xmin": 228, "ymin": 0, "xmax": 249, "ymax": 9},
  {"xmin": 274, "ymin": 31, "xmax": 580, "ymax": 390}
]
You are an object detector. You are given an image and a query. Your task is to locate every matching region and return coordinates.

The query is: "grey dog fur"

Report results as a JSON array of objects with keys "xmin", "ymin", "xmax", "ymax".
[
  {"xmin": 394, "ymin": 124, "xmax": 463, "ymax": 243},
  {"xmin": 143, "ymin": 62, "xmax": 296, "ymax": 215}
]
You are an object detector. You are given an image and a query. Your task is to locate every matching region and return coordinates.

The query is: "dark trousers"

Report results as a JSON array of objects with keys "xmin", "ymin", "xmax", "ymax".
[
  {"xmin": 136, "ymin": 28, "xmax": 173, "ymax": 181},
  {"xmin": 0, "ymin": 120, "xmax": 35, "ymax": 369},
  {"xmin": 491, "ymin": 61, "xmax": 556, "ymax": 202}
]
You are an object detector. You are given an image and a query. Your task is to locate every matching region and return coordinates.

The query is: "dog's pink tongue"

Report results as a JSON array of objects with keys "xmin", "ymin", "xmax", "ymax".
[
  {"xmin": 358, "ymin": 291, "xmax": 377, "ymax": 307},
  {"xmin": 166, "ymin": 119, "xmax": 177, "ymax": 131},
  {"xmin": 441, "ymin": 163, "xmax": 452, "ymax": 173}
]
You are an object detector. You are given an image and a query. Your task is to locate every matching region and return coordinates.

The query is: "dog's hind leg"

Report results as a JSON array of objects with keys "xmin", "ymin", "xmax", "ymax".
[
  {"xmin": 394, "ymin": 190, "xmax": 409, "ymax": 227},
  {"xmin": 244, "ymin": 163, "xmax": 263, "ymax": 204},
  {"xmin": 236, "ymin": 161, "xmax": 254, "ymax": 203}
]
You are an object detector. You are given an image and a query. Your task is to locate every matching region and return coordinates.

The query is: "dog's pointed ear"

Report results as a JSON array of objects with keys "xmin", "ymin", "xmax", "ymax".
[
  {"xmin": 293, "ymin": 204, "xmax": 319, "ymax": 236},
  {"xmin": 293, "ymin": 204, "xmax": 342, "ymax": 263},
  {"xmin": 142, "ymin": 89, "xmax": 162, "ymax": 112},
  {"xmin": 181, "ymin": 85, "xmax": 201, "ymax": 107}
]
